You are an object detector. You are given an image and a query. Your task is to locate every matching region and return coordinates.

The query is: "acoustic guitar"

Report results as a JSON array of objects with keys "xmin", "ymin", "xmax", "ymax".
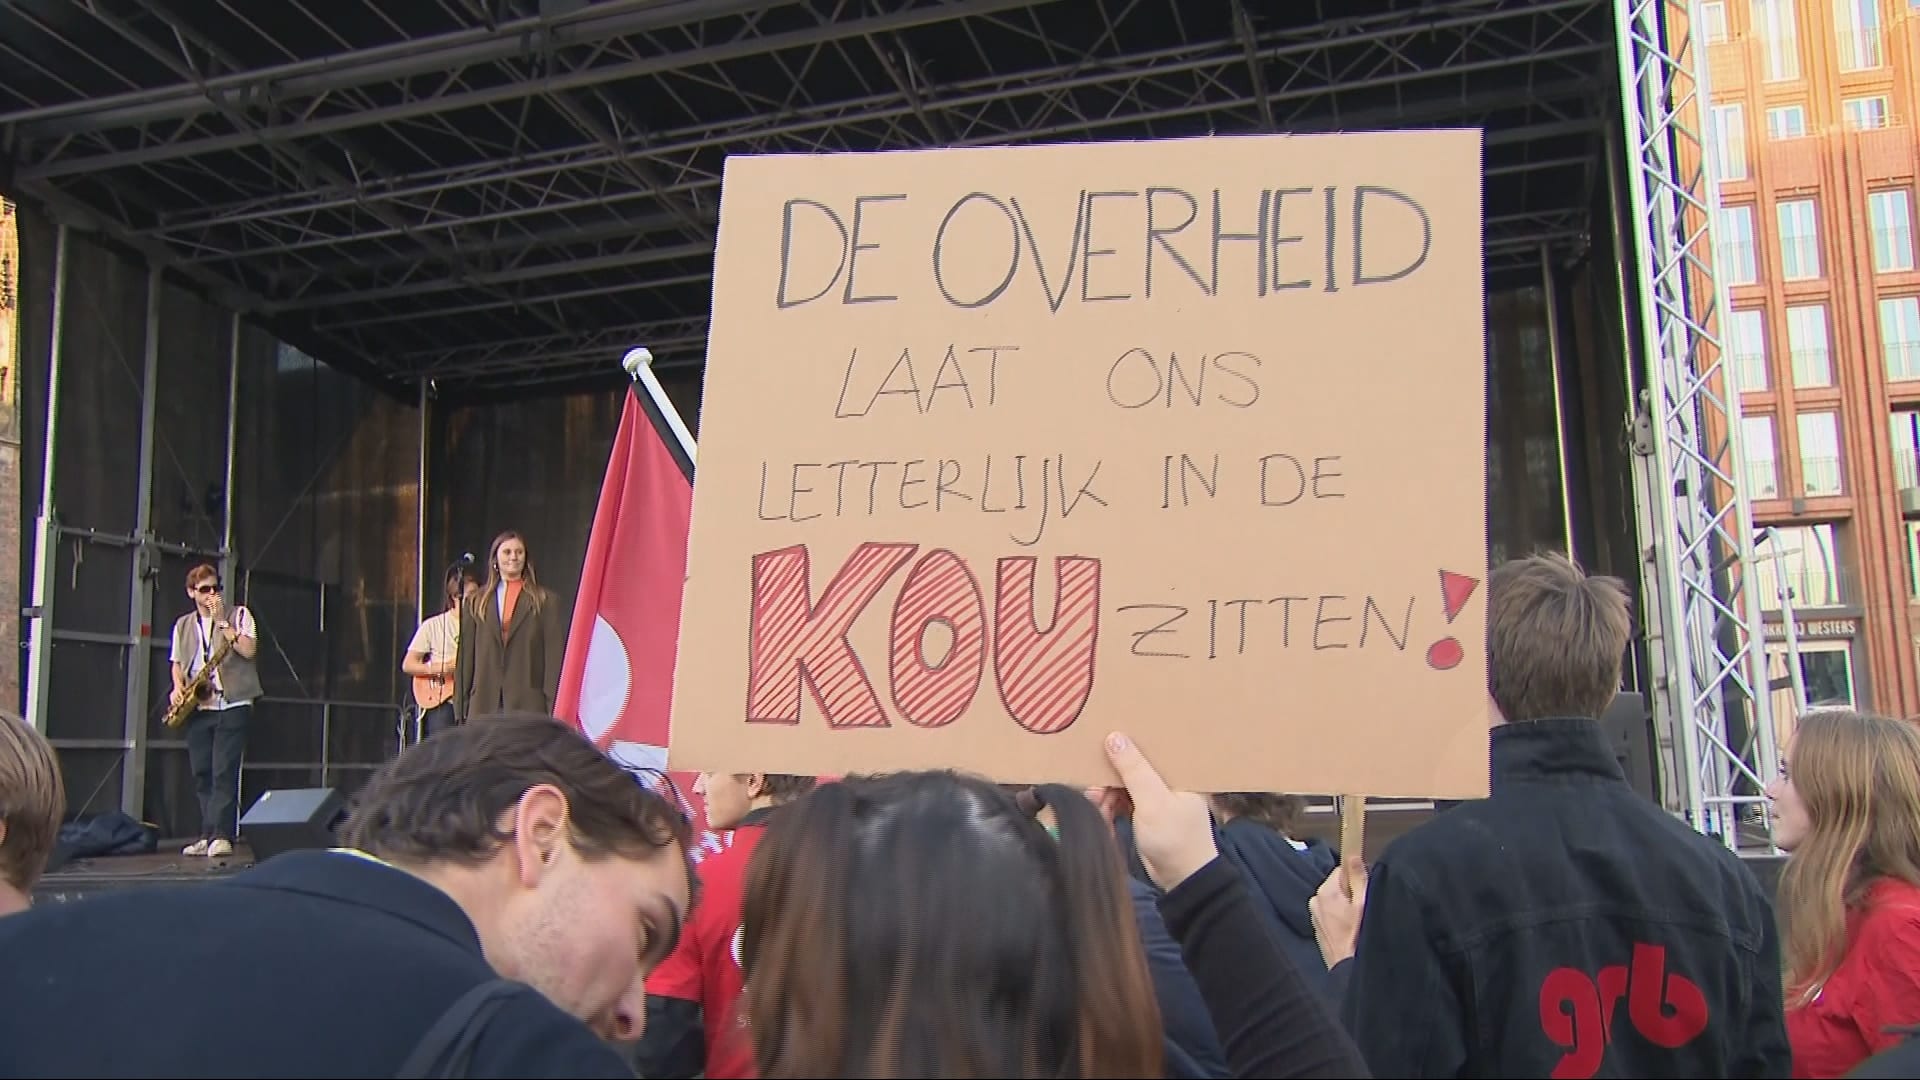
[{"xmin": 413, "ymin": 670, "xmax": 455, "ymax": 711}]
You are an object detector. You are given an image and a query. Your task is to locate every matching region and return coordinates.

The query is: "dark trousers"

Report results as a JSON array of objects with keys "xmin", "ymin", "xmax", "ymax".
[
  {"xmin": 187, "ymin": 703, "xmax": 250, "ymax": 839},
  {"xmin": 419, "ymin": 702, "xmax": 458, "ymax": 740}
]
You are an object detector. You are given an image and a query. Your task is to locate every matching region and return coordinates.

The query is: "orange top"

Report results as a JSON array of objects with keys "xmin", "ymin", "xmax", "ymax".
[{"xmin": 501, "ymin": 579, "xmax": 524, "ymax": 637}]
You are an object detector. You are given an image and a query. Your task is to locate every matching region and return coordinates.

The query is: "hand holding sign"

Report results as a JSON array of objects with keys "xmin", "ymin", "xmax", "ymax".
[
  {"xmin": 1309, "ymin": 855, "xmax": 1369, "ymax": 967},
  {"xmin": 1092, "ymin": 731, "xmax": 1218, "ymax": 893}
]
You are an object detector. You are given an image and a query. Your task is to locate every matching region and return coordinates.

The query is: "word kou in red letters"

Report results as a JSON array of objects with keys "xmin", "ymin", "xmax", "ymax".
[{"xmin": 746, "ymin": 542, "xmax": 1101, "ymax": 734}]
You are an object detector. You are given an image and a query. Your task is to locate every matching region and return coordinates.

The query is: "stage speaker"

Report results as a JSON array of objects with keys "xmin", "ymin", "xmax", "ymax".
[
  {"xmin": 240, "ymin": 787, "xmax": 347, "ymax": 863},
  {"xmin": 1599, "ymin": 692, "xmax": 1660, "ymax": 805}
]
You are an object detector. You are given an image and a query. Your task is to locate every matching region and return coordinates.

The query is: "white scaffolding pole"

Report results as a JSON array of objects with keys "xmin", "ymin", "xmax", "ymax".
[
  {"xmin": 120, "ymin": 266, "xmax": 163, "ymax": 815},
  {"xmin": 416, "ymin": 377, "xmax": 430, "ymax": 624},
  {"xmin": 24, "ymin": 224, "xmax": 68, "ymax": 735},
  {"xmin": 1612, "ymin": 0, "xmax": 1777, "ymax": 850},
  {"xmin": 222, "ymin": 312, "xmax": 240, "ymax": 584}
]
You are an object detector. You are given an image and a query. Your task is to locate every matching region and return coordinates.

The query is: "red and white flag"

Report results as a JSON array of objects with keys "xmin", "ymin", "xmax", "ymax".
[{"xmin": 554, "ymin": 362, "xmax": 722, "ymax": 859}]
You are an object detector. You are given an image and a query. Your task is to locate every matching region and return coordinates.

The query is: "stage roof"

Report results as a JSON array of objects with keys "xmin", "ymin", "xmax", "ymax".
[{"xmin": 0, "ymin": 0, "xmax": 1614, "ymax": 399}]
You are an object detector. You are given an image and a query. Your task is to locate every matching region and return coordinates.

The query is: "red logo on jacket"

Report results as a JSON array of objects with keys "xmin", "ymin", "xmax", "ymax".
[{"xmin": 1538, "ymin": 943, "xmax": 1709, "ymax": 1078}]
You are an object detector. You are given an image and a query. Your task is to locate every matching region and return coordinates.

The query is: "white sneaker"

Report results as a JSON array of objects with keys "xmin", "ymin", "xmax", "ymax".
[
  {"xmin": 182, "ymin": 838, "xmax": 210, "ymax": 856},
  {"xmin": 207, "ymin": 838, "xmax": 233, "ymax": 858}
]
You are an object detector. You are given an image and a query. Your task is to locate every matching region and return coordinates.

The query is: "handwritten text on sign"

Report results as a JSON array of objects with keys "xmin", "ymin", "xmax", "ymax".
[{"xmin": 672, "ymin": 133, "xmax": 1490, "ymax": 798}]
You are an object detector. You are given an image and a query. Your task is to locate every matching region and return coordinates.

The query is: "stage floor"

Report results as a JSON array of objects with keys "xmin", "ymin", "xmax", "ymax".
[{"xmin": 33, "ymin": 843, "xmax": 257, "ymax": 905}]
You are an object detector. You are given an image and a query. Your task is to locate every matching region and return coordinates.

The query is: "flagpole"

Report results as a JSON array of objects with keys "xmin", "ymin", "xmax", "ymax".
[{"xmin": 622, "ymin": 346, "xmax": 697, "ymax": 465}]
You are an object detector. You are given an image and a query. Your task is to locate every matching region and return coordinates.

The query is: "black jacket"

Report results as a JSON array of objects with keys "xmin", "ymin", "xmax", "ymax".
[
  {"xmin": 0, "ymin": 850, "xmax": 633, "ymax": 1078},
  {"xmin": 1336, "ymin": 717, "xmax": 1791, "ymax": 1078},
  {"xmin": 1215, "ymin": 818, "xmax": 1339, "ymax": 998},
  {"xmin": 1120, "ymin": 813, "xmax": 1341, "ymax": 996},
  {"xmin": 1850, "ymin": 1032, "xmax": 1920, "ymax": 1077},
  {"xmin": 1131, "ymin": 876, "xmax": 1230, "ymax": 1078}
]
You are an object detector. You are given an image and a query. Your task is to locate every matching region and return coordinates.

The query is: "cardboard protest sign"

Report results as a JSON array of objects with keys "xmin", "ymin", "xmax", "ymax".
[{"xmin": 671, "ymin": 131, "xmax": 1489, "ymax": 798}]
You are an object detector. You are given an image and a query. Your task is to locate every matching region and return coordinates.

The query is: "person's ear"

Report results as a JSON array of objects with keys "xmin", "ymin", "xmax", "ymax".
[
  {"xmin": 509, "ymin": 783, "xmax": 570, "ymax": 887},
  {"xmin": 747, "ymin": 774, "xmax": 769, "ymax": 800}
]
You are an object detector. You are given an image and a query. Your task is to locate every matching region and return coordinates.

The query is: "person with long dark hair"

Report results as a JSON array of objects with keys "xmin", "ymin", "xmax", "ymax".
[
  {"xmin": 739, "ymin": 770, "xmax": 1160, "ymax": 1078},
  {"xmin": 737, "ymin": 741, "xmax": 1368, "ymax": 1079},
  {"xmin": 455, "ymin": 531, "xmax": 565, "ymax": 720}
]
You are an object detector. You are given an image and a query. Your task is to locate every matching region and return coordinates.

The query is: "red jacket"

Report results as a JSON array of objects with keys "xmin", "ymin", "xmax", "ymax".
[{"xmin": 1787, "ymin": 877, "xmax": 1920, "ymax": 1078}]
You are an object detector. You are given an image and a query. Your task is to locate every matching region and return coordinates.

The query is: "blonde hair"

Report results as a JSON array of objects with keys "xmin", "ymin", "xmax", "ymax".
[
  {"xmin": 1777, "ymin": 710, "xmax": 1920, "ymax": 1004},
  {"xmin": 0, "ymin": 713, "xmax": 63, "ymax": 894}
]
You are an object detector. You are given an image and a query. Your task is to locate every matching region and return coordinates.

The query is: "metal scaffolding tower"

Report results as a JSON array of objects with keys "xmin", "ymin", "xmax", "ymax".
[{"xmin": 1612, "ymin": 0, "xmax": 1777, "ymax": 850}]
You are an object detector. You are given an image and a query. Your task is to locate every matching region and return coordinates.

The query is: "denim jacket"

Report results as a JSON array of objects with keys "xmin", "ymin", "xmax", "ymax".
[{"xmin": 1337, "ymin": 717, "xmax": 1791, "ymax": 1078}]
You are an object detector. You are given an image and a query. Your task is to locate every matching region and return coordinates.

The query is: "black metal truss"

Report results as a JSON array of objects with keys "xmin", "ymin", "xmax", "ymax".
[{"xmin": 0, "ymin": 0, "xmax": 1615, "ymax": 398}]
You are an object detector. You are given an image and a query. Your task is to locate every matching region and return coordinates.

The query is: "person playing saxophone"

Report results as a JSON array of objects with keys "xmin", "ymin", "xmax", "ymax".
[{"xmin": 168, "ymin": 564, "xmax": 260, "ymax": 859}]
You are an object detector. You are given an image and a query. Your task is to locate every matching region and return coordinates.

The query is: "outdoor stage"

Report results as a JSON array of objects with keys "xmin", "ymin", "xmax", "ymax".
[
  {"xmin": 33, "ymin": 843, "xmax": 255, "ymax": 906},
  {"xmin": 0, "ymin": 0, "xmax": 1779, "ymax": 859}
]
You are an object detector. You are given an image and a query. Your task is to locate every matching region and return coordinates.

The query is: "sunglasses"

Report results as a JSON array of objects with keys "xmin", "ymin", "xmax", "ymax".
[{"xmin": 194, "ymin": 584, "xmax": 223, "ymax": 595}]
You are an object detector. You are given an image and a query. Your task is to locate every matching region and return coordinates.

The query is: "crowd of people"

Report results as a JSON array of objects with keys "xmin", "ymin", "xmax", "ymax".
[{"xmin": 0, "ymin": 552, "xmax": 1918, "ymax": 1078}]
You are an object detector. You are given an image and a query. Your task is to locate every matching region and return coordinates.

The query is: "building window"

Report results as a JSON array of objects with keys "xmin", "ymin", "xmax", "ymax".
[
  {"xmin": 1728, "ymin": 308, "xmax": 1769, "ymax": 390},
  {"xmin": 1755, "ymin": 523, "xmax": 1845, "ymax": 610},
  {"xmin": 1835, "ymin": 0, "xmax": 1884, "ymax": 70},
  {"xmin": 1845, "ymin": 96, "xmax": 1890, "ymax": 131},
  {"xmin": 1767, "ymin": 642, "xmax": 1858, "ymax": 723},
  {"xmin": 1798, "ymin": 411, "xmax": 1843, "ymax": 496},
  {"xmin": 1719, "ymin": 205, "xmax": 1759, "ymax": 284},
  {"xmin": 1702, "ymin": 1, "xmax": 1730, "ymax": 42},
  {"xmin": 1768, "ymin": 105, "xmax": 1808, "ymax": 140},
  {"xmin": 1744, "ymin": 414, "xmax": 1779, "ymax": 498},
  {"xmin": 1884, "ymin": 297, "xmax": 1920, "ymax": 381},
  {"xmin": 1870, "ymin": 190, "xmax": 1916, "ymax": 273},
  {"xmin": 1712, "ymin": 103, "xmax": 1748, "ymax": 181},
  {"xmin": 1755, "ymin": 0, "xmax": 1801, "ymax": 80},
  {"xmin": 1891, "ymin": 412, "xmax": 1920, "ymax": 490},
  {"xmin": 1777, "ymin": 199, "xmax": 1821, "ymax": 280},
  {"xmin": 1786, "ymin": 304, "xmax": 1833, "ymax": 387}
]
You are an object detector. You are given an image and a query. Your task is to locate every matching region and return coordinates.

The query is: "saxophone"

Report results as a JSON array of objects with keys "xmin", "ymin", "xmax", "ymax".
[{"xmin": 164, "ymin": 625, "xmax": 233, "ymax": 729}]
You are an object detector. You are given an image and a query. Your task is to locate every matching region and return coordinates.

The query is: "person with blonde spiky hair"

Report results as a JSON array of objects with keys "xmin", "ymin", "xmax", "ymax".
[{"xmin": 0, "ymin": 713, "xmax": 61, "ymax": 917}]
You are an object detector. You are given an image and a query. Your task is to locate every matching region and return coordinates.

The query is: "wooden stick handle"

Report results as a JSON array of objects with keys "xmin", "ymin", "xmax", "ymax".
[{"xmin": 1338, "ymin": 794, "xmax": 1367, "ymax": 895}]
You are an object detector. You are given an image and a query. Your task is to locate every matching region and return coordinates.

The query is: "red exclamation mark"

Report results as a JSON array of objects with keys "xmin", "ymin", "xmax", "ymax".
[{"xmin": 1425, "ymin": 569, "xmax": 1479, "ymax": 672}]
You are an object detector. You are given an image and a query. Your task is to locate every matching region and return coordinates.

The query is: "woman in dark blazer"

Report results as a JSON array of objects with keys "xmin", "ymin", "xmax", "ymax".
[{"xmin": 454, "ymin": 531, "xmax": 565, "ymax": 720}]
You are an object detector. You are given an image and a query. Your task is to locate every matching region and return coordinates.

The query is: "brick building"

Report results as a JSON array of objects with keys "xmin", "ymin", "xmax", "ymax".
[{"xmin": 1707, "ymin": 0, "xmax": 1920, "ymax": 719}]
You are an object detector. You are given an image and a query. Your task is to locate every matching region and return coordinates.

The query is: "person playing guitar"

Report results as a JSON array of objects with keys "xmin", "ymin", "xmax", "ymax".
[{"xmin": 402, "ymin": 557, "xmax": 481, "ymax": 741}]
